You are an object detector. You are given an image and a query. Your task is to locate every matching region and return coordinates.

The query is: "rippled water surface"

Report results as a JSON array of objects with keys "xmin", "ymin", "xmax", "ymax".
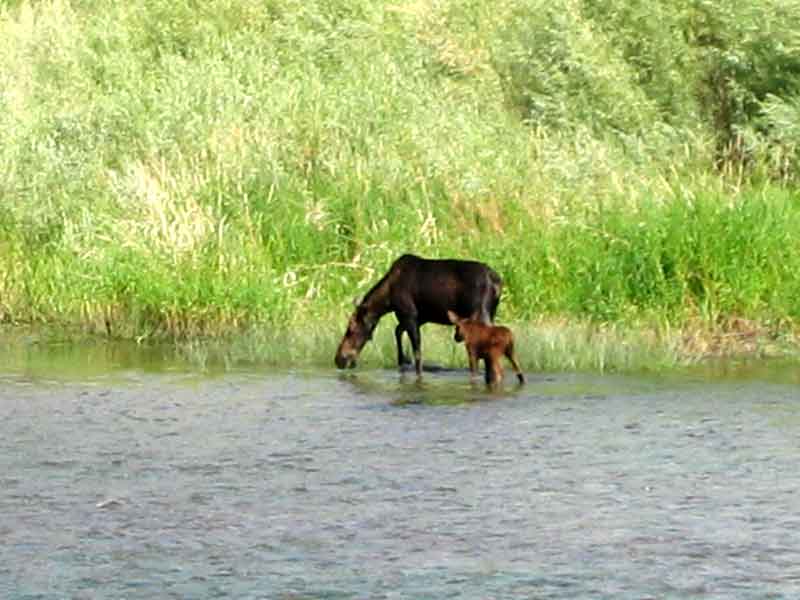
[{"xmin": 2, "ymin": 339, "xmax": 800, "ymax": 598}]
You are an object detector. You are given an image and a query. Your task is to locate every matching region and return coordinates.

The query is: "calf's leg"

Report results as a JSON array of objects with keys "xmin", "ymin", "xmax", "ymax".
[
  {"xmin": 505, "ymin": 344, "xmax": 525, "ymax": 384},
  {"xmin": 467, "ymin": 350, "xmax": 480, "ymax": 381},
  {"xmin": 485, "ymin": 355, "xmax": 504, "ymax": 386}
]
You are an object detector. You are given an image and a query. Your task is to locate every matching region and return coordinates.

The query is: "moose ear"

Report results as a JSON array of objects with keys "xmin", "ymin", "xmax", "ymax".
[{"xmin": 447, "ymin": 310, "xmax": 459, "ymax": 324}]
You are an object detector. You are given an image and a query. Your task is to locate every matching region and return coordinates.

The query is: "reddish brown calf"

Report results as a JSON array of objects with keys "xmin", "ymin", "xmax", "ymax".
[{"xmin": 447, "ymin": 311, "xmax": 525, "ymax": 386}]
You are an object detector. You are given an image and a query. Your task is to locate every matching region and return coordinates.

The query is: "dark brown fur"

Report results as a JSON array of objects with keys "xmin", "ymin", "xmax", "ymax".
[
  {"xmin": 335, "ymin": 254, "xmax": 502, "ymax": 375},
  {"xmin": 447, "ymin": 311, "xmax": 525, "ymax": 386}
]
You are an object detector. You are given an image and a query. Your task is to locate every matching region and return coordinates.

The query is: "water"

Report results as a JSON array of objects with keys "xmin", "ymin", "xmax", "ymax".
[{"xmin": 2, "ymin": 339, "xmax": 800, "ymax": 598}]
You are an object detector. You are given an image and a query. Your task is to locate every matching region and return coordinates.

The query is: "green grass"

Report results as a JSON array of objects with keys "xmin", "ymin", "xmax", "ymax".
[{"xmin": 2, "ymin": 0, "xmax": 800, "ymax": 371}]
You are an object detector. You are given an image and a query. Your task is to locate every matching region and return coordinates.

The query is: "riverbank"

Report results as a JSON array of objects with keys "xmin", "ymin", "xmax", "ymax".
[{"xmin": 3, "ymin": 314, "xmax": 798, "ymax": 377}]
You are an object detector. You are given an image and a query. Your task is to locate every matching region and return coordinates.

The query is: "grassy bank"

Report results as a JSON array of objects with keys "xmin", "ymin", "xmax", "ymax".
[{"xmin": 2, "ymin": 0, "xmax": 800, "ymax": 370}]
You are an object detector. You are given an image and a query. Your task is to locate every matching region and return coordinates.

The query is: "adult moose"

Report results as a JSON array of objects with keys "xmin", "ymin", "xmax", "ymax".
[{"xmin": 334, "ymin": 254, "xmax": 502, "ymax": 376}]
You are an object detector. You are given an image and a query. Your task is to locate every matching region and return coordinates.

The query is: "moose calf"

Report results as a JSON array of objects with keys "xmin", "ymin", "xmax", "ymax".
[{"xmin": 447, "ymin": 311, "xmax": 525, "ymax": 386}]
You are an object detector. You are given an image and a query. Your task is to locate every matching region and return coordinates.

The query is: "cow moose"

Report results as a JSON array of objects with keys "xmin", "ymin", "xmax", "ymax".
[
  {"xmin": 447, "ymin": 310, "xmax": 525, "ymax": 386},
  {"xmin": 334, "ymin": 254, "xmax": 502, "ymax": 376}
]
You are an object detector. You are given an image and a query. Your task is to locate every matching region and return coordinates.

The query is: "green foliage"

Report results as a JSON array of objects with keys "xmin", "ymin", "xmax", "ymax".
[
  {"xmin": 687, "ymin": 0, "xmax": 800, "ymax": 170},
  {"xmin": 1, "ymin": 0, "xmax": 800, "ymax": 367},
  {"xmin": 492, "ymin": 0, "xmax": 661, "ymax": 134},
  {"xmin": 533, "ymin": 189, "xmax": 800, "ymax": 324}
]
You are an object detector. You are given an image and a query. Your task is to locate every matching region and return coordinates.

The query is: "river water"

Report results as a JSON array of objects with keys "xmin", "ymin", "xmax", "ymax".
[{"xmin": 2, "ymin": 339, "xmax": 800, "ymax": 598}]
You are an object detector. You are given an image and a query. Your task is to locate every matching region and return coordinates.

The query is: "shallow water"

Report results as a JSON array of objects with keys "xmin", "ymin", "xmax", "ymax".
[{"xmin": 2, "ymin": 339, "xmax": 800, "ymax": 598}]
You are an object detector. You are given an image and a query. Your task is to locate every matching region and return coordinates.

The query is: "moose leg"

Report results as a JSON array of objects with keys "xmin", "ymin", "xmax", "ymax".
[
  {"xmin": 467, "ymin": 351, "xmax": 480, "ymax": 381},
  {"xmin": 506, "ymin": 345, "xmax": 525, "ymax": 384},
  {"xmin": 394, "ymin": 324, "xmax": 410, "ymax": 366},
  {"xmin": 491, "ymin": 359, "xmax": 504, "ymax": 386},
  {"xmin": 484, "ymin": 357, "xmax": 502, "ymax": 386},
  {"xmin": 467, "ymin": 299, "xmax": 491, "ymax": 325},
  {"xmin": 473, "ymin": 276, "xmax": 495, "ymax": 324},
  {"xmin": 403, "ymin": 320, "xmax": 422, "ymax": 376}
]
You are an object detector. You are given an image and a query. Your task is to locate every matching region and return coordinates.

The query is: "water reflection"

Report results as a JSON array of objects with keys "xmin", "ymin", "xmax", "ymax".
[
  {"xmin": 690, "ymin": 356, "xmax": 800, "ymax": 385},
  {"xmin": 338, "ymin": 367, "xmax": 703, "ymax": 410},
  {"xmin": 0, "ymin": 331, "xmax": 190, "ymax": 381},
  {"xmin": 338, "ymin": 368, "xmax": 531, "ymax": 407}
]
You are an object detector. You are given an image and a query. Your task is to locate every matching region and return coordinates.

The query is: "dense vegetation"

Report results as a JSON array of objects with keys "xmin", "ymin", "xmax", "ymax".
[{"xmin": 2, "ymin": 0, "xmax": 800, "ymax": 368}]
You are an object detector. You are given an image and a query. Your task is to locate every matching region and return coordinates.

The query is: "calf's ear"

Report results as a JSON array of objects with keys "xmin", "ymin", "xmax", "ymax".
[{"xmin": 447, "ymin": 310, "xmax": 459, "ymax": 324}]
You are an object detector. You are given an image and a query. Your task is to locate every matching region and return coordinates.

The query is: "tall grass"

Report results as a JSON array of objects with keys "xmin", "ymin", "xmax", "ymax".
[{"xmin": 1, "ymin": 0, "xmax": 800, "ymax": 369}]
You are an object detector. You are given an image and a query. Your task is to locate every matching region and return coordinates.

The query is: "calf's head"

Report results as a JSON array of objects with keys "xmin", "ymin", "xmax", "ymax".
[{"xmin": 447, "ymin": 310, "xmax": 469, "ymax": 343}]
